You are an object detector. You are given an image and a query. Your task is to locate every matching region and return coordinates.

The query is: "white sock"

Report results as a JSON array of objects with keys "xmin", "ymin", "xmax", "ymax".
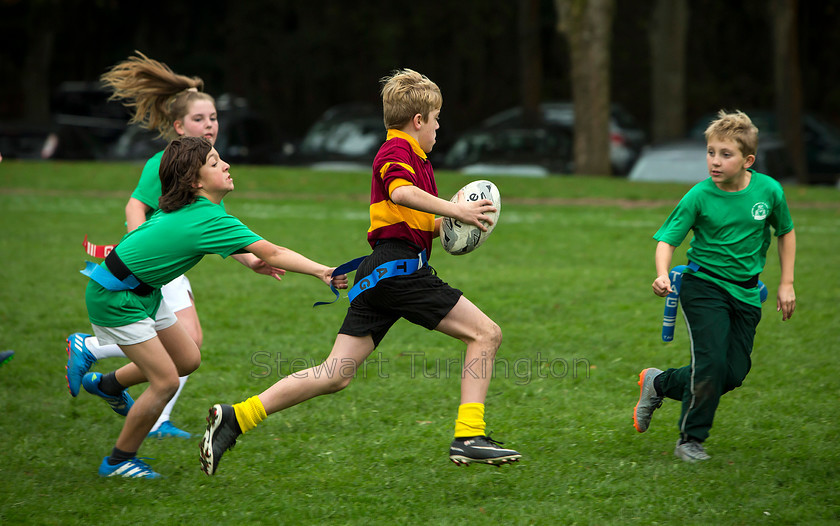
[
  {"xmin": 151, "ymin": 375, "xmax": 188, "ymax": 431},
  {"xmin": 84, "ymin": 336, "xmax": 126, "ymax": 360}
]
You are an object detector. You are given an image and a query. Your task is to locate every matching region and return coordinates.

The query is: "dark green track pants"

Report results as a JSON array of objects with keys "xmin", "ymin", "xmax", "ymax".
[{"xmin": 658, "ymin": 274, "xmax": 762, "ymax": 442}]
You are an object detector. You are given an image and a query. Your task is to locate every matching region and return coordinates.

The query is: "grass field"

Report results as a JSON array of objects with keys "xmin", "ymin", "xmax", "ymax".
[{"xmin": 1, "ymin": 160, "xmax": 838, "ymax": 525}]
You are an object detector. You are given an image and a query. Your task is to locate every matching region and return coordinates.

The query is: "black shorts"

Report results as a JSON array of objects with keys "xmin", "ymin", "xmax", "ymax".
[{"xmin": 338, "ymin": 240, "xmax": 462, "ymax": 347}]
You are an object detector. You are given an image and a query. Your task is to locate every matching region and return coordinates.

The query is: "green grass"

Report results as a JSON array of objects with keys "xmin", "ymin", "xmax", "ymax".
[{"xmin": 1, "ymin": 160, "xmax": 839, "ymax": 525}]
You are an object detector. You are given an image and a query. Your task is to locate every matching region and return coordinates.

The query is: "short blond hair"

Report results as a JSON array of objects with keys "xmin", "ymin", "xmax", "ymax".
[
  {"xmin": 380, "ymin": 68, "xmax": 442, "ymax": 129},
  {"xmin": 704, "ymin": 109, "xmax": 759, "ymax": 157}
]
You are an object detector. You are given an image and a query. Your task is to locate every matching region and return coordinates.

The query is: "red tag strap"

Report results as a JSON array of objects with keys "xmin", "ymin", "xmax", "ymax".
[{"xmin": 82, "ymin": 235, "xmax": 116, "ymax": 259}]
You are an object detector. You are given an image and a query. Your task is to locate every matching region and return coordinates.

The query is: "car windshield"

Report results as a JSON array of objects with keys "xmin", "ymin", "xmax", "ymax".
[
  {"xmin": 300, "ymin": 116, "xmax": 383, "ymax": 157},
  {"xmin": 445, "ymin": 127, "xmax": 571, "ymax": 167}
]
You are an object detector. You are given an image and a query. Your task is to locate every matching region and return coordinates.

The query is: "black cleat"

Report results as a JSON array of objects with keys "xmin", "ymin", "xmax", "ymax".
[
  {"xmin": 199, "ymin": 404, "xmax": 240, "ymax": 475},
  {"xmin": 449, "ymin": 436, "xmax": 521, "ymax": 466}
]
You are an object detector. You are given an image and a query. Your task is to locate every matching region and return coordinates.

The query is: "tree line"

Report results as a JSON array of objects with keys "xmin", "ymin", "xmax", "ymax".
[{"xmin": 1, "ymin": 0, "xmax": 836, "ymax": 182}]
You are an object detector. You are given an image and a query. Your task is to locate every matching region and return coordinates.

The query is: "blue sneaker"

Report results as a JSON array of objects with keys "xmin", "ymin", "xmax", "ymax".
[
  {"xmin": 66, "ymin": 333, "xmax": 97, "ymax": 397},
  {"xmin": 98, "ymin": 456, "xmax": 161, "ymax": 479},
  {"xmin": 148, "ymin": 420, "xmax": 191, "ymax": 439},
  {"xmin": 0, "ymin": 350, "xmax": 13, "ymax": 367},
  {"xmin": 82, "ymin": 372, "xmax": 134, "ymax": 416}
]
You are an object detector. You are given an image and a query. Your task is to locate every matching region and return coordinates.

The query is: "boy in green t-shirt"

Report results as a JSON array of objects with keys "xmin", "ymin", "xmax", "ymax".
[
  {"xmin": 633, "ymin": 110, "xmax": 797, "ymax": 462},
  {"xmin": 79, "ymin": 136, "xmax": 348, "ymax": 478}
]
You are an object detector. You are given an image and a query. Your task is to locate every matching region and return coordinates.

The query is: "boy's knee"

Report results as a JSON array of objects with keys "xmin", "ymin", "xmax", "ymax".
[
  {"xmin": 723, "ymin": 372, "xmax": 747, "ymax": 393},
  {"xmin": 481, "ymin": 321, "xmax": 502, "ymax": 353},
  {"xmin": 312, "ymin": 360, "xmax": 356, "ymax": 394},
  {"xmin": 323, "ymin": 373, "xmax": 354, "ymax": 394}
]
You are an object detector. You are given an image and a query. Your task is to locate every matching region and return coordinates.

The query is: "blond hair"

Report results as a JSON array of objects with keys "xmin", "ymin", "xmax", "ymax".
[
  {"xmin": 380, "ymin": 68, "xmax": 442, "ymax": 129},
  {"xmin": 704, "ymin": 109, "xmax": 759, "ymax": 157},
  {"xmin": 100, "ymin": 51, "xmax": 214, "ymax": 141}
]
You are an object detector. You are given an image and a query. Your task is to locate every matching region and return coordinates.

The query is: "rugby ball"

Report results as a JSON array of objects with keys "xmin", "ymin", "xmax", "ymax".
[{"xmin": 440, "ymin": 180, "xmax": 501, "ymax": 255}]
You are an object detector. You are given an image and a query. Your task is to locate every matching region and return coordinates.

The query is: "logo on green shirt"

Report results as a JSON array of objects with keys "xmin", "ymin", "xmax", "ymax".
[{"xmin": 751, "ymin": 202, "xmax": 769, "ymax": 220}]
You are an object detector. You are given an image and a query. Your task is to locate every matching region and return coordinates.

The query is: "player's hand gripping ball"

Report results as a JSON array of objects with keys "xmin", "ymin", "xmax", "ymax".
[{"xmin": 440, "ymin": 180, "xmax": 501, "ymax": 255}]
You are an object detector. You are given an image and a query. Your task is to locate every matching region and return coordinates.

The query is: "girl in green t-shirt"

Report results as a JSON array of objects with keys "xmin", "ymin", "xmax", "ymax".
[
  {"xmin": 67, "ymin": 53, "xmax": 261, "ymax": 440},
  {"xmin": 80, "ymin": 136, "xmax": 347, "ymax": 479}
]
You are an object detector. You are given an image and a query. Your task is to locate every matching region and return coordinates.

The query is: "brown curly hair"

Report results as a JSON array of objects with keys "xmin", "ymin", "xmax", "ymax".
[{"xmin": 158, "ymin": 136, "xmax": 213, "ymax": 212}]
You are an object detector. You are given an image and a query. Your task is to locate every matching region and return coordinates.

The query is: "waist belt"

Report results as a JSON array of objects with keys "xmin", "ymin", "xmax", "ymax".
[
  {"xmin": 314, "ymin": 249, "xmax": 428, "ymax": 307},
  {"xmin": 662, "ymin": 264, "xmax": 767, "ymax": 343},
  {"xmin": 688, "ymin": 261, "xmax": 759, "ymax": 289},
  {"xmin": 80, "ymin": 250, "xmax": 154, "ymax": 296}
]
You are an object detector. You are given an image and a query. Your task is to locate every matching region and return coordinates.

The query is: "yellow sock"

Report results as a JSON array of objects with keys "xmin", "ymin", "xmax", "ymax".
[
  {"xmin": 233, "ymin": 396, "xmax": 267, "ymax": 434},
  {"xmin": 453, "ymin": 402, "xmax": 486, "ymax": 438}
]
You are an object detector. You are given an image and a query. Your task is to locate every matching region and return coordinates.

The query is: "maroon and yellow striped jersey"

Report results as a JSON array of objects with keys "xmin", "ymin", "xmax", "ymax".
[{"xmin": 368, "ymin": 129, "xmax": 438, "ymax": 254}]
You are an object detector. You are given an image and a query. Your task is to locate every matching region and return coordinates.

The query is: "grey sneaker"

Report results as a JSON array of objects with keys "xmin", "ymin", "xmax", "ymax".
[
  {"xmin": 199, "ymin": 404, "xmax": 240, "ymax": 475},
  {"xmin": 674, "ymin": 439, "xmax": 711, "ymax": 462},
  {"xmin": 633, "ymin": 368, "xmax": 663, "ymax": 432}
]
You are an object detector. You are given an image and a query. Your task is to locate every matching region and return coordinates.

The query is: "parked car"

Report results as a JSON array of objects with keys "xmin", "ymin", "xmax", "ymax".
[
  {"xmin": 0, "ymin": 122, "xmax": 55, "ymax": 159},
  {"xmin": 688, "ymin": 110, "xmax": 840, "ymax": 185},
  {"xmin": 628, "ymin": 137, "xmax": 792, "ymax": 184},
  {"xmin": 43, "ymin": 81, "xmax": 130, "ymax": 160},
  {"xmin": 293, "ymin": 103, "xmax": 384, "ymax": 171},
  {"xmin": 478, "ymin": 101, "xmax": 647, "ymax": 174},
  {"xmin": 109, "ymin": 93, "xmax": 290, "ymax": 165},
  {"xmin": 442, "ymin": 125, "xmax": 573, "ymax": 177}
]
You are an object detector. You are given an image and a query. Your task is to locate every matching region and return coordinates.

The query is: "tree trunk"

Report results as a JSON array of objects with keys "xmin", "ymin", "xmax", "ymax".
[
  {"xmin": 21, "ymin": 13, "xmax": 55, "ymax": 124},
  {"xmin": 771, "ymin": 0, "xmax": 807, "ymax": 183},
  {"xmin": 649, "ymin": 0, "xmax": 688, "ymax": 144},
  {"xmin": 555, "ymin": 0, "xmax": 614, "ymax": 176},
  {"xmin": 519, "ymin": 0, "xmax": 543, "ymax": 127}
]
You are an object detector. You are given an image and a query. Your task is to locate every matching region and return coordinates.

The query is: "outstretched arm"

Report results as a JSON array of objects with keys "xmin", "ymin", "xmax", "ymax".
[
  {"xmin": 776, "ymin": 229, "xmax": 796, "ymax": 321},
  {"xmin": 231, "ymin": 252, "xmax": 286, "ymax": 281},
  {"xmin": 652, "ymin": 241, "xmax": 677, "ymax": 297},
  {"xmin": 244, "ymin": 240, "xmax": 347, "ymax": 289}
]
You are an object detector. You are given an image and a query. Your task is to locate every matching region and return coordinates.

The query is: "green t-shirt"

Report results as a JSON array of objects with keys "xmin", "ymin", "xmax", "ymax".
[
  {"xmin": 131, "ymin": 151, "xmax": 165, "ymax": 220},
  {"xmin": 86, "ymin": 197, "xmax": 262, "ymax": 327},
  {"xmin": 653, "ymin": 170, "xmax": 794, "ymax": 307},
  {"xmin": 131, "ymin": 150, "xmax": 224, "ymax": 220}
]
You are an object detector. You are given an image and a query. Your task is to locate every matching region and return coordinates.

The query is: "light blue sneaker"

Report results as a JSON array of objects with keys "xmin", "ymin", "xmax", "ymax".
[
  {"xmin": 98, "ymin": 456, "xmax": 161, "ymax": 479},
  {"xmin": 0, "ymin": 350, "xmax": 14, "ymax": 367},
  {"xmin": 82, "ymin": 372, "xmax": 134, "ymax": 416},
  {"xmin": 148, "ymin": 420, "xmax": 191, "ymax": 439},
  {"xmin": 66, "ymin": 333, "xmax": 97, "ymax": 397}
]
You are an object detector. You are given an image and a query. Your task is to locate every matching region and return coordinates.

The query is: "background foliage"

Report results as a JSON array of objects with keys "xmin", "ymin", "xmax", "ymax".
[{"xmin": 2, "ymin": 0, "xmax": 840, "ymax": 140}]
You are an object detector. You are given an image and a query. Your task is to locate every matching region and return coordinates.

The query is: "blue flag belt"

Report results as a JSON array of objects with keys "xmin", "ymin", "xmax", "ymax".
[
  {"xmin": 314, "ymin": 250, "xmax": 427, "ymax": 307},
  {"xmin": 80, "ymin": 250, "xmax": 154, "ymax": 296},
  {"xmin": 81, "ymin": 261, "xmax": 143, "ymax": 292}
]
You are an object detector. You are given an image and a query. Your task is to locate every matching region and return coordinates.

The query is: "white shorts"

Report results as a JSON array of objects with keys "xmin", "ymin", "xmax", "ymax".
[
  {"xmin": 161, "ymin": 274, "xmax": 194, "ymax": 313},
  {"xmin": 92, "ymin": 298, "xmax": 178, "ymax": 346}
]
